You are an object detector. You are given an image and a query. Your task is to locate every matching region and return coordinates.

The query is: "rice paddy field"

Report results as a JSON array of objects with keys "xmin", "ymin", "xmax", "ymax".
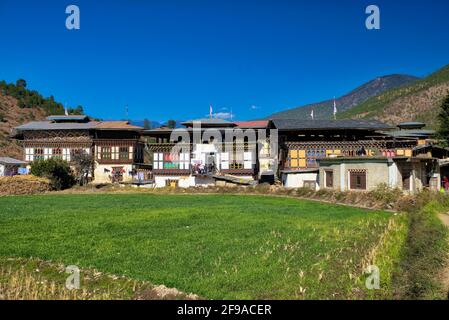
[{"xmin": 0, "ymin": 194, "xmax": 407, "ymax": 299}]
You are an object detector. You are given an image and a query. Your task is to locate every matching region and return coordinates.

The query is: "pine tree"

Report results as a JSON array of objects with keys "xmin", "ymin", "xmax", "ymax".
[{"xmin": 437, "ymin": 92, "xmax": 449, "ymax": 146}]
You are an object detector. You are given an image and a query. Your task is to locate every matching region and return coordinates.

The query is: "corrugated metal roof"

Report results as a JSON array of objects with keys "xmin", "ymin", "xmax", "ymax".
[
  {"xmin": 272, "ymin": 119, "xmax": 394, "ymax": 131},
  {"xmin": 14, "ymin": 121, "xmax": 99, "ymax": 130},
  {"xmin": 46, "ymin": 115, "xmax": 89, "ymax": 121},
  {"xmin": 14, "ymin": 120, "xmax": 142, "ymax": 131},
  {"xmin": 386, "ymin": 129, "xmax": 435, "ymax": 138},
  {"xmin": 182, "ymin": 119, "xmax": 236, "ymax": 127},
  {"xmin": 0, "ymin": 157, "xmax": 27, "ymax": 165}
]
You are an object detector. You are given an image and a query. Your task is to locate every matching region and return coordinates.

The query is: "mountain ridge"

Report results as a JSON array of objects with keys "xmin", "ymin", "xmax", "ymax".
[
  {"xmin": 267, "ymin": 74, "xmax": 420, "ymax": 120},
  {"xmin": 337, "ymin": 64, "xmax": 449, "ymax": 127}
]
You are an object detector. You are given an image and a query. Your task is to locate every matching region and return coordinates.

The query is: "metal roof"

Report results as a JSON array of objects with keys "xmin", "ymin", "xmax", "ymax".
[
  {"xmin": 14, "ymin": 121, "xmax": 99, "ymax": 131},
  {"xmin": 272, "ymin": 119, "xmax": 394, "ymax": 131},
  {"xmin": 397, "ymin": 121, "xmax": 426, "ymax": 129},
  {"xmin": 0, "ymin": 157, "xmax": 27, "ymax": 165},
  {"xmin": 386, "ymin": 129, "xmax": 435, "ymax": 138},
  {"xmin": 14, "ymin": 120, "xmax": 142, "ymax": 132},
  {"xmin": 181, "ymin": 118, "xmax": 237, "ymax": 127},
  {"xmin": 46, "ymin": 115, "xmax": 89, "ymax": 121}
]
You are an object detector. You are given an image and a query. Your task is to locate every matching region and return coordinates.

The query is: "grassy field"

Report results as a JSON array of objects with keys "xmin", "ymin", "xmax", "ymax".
[{"xmin": 0, "ymin": 194, "xmax": 406, "ymax": 299}]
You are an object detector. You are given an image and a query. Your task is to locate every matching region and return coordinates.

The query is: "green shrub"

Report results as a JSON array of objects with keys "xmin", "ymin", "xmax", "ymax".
[
  {"xmin": 370, "ymin": 183, "xmax": 403, "ymax": 205},
  {"xmin": 30, "ymin": 158, "xmax": 75, "ymax": 190}
]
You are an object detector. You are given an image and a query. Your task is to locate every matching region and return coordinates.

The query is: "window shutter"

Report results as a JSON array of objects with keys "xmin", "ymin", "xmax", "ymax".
[{"xmin": 360, "ymin": 173, "xmax": 367, "ymax": 189}]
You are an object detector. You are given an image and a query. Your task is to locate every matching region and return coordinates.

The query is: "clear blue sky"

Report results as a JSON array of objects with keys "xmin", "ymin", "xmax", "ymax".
[{"xmin": 0, "ymin": 0, "xmax": 448, "ymax": 122}]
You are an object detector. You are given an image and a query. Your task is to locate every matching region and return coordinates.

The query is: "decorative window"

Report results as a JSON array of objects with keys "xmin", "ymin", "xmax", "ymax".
[
  {"xmin": 153, "ymin": 153, "xmax": 164, "ymax": 170},
  {"xmin": 52, "ymin": 148, "xmax": 62, "ymax": 159},
  {"xmin": 152, "ymin": 152, "xmax": 189, "ymax": 170},
  {"xmin": 34, "ymin": 148, "xmax": 44, "ymax": 160},
  {"xmin": 62, "ymin": 148, "xmax": 71, "ymax": 161},
  {"xmin": 111, "ymin": 147, "xmax": 119, "ymax": 160},
  {"xmin": 163, "ymin": 153, "xmax": 178, "ymax": 169},
  {"xmin": 306, "ymin": 148, "xmax": 326, "ymax": 167},
  {"xmin": 101, "ymin": 147, "xmax": 112, "ymax": 160},
  {"xmin": 44, "ymin": 148, "xmax": 52, "ymax": 160},
  {"xmin": 230, "ymin": 162, "xmax": 243, "ymax": 170},
  {"xmin": 179, "ymin": 153, "xmax": 190, "ymax": 170},
  {"xmin": 119, "ymin": 147, "xmax": 129, "ymax": 160},
  {"xmin": 25, "ymin": 148, "xmax": 34, "ymax": 162},
  {"xmin": 289, "ymin": 149, "xmax": 306, "ymax": 168},
  {"xmin": 349, "ymin": 170, "xmax": 367, "ymax": 190}
]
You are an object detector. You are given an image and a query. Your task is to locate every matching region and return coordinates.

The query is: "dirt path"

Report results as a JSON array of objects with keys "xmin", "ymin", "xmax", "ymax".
[{"xmin": 438, "ymin": 212, "xmax": 449, "ymax": 299}]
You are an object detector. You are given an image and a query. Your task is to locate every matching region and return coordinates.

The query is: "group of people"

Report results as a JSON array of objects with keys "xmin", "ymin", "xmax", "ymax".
[{"xmin": 192, "ymin": 162, "xmax": 216, "ymax": 175}]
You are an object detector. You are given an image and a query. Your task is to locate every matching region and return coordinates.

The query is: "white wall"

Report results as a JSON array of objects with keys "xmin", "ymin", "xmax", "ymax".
[
  {"xmin": 283, "ymin": 172, "xmax": 320, "ymax": 190},
  {"xmin": 93, "ymin": 163, "xmax": 134, "ymax": 183},
  {"xmin": 0, "ymin": 164, "xmax": 4, "ymax": 176},
  {"xmin": 154, "ymin": 175, "xmax": 217, "ymax": 188}
]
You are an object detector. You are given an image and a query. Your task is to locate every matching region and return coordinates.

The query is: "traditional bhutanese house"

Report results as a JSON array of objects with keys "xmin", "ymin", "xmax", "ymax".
[
  {"xmin": 317, "ymin": 156, "xmax": 439, "ymax": 193},
  {"xmin": 272, "ymin": 119, "xmax": 420, "ymax": 190},
  {"xmin": 11, "ymin": 115, "xmax": 144, "ymax": 183},
  {"xmin": 0, "ymin": 157, "xmax": 27, "ymax": 176},
  {"xmin": 143, "ymin": 119, "xmax": 272, "ymax": 187}
]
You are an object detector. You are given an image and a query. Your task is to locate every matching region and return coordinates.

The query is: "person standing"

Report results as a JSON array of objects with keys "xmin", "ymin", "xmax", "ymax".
[{"xmin": 443, "ymin": 176, "xmax": 449, "ymax": 192}]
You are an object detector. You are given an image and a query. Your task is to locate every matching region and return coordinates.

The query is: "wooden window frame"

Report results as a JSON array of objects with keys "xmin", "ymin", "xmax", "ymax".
[
  {"xmin": 349, "ymin": 170, "xmax": 367, "ymax": 190},
  {"xmin": 101, "ymin": 147, "xmax": 112, "ymax": 160},
  {"xmin": 52, "ymin": 148, "xmax": 62, "ymax": 160},
  {"xmin": 119, "ymin": 146, "xmax": 129, "ymax": 160},
  {"xmin": 34, "ymin": 148, "xmax": 44, "ymax": 160}
]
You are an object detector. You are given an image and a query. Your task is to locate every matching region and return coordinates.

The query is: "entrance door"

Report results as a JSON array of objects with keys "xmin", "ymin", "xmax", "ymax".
[{"xmin": 401, "ymin": 164, "xmax": 412, "ymax": 191}]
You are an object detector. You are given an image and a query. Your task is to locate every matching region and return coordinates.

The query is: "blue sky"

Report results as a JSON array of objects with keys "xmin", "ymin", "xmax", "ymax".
[{"xmin": 0, "ymin": 0, "xmax": 448, "ymax": 122}]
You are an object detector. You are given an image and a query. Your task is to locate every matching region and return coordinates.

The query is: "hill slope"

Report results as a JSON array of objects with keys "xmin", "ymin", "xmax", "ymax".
[
  {"xmin": 0, "ymin": 80, "xmax": 76, "ymax": 158},
  {"xmin": 0, "ymin": 95, "xmax": 47, "ymax": 158},
  {"xmin": 268, "ymin": 74, "xmax": 419, "ymax": 120},
  {"xmin": 337, "ymin": 64, "xmax": 449, "ymax": 127}
]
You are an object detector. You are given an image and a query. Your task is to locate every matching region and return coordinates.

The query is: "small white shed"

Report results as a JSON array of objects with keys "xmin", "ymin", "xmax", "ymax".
[{"xmin": 0, "ymin": 157, "xmax": 27, "ymax": 176}]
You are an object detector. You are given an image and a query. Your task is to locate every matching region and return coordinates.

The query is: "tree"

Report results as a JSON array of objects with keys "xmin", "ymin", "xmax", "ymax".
[
  {"xmin": 16, "ymin": 79, "xmax": 27, "ymax": 88},
  {"xmin": 143, "ymin": 118, "xmax": 152, "ymax": 129},
  {"xmin": 68, "ymin": 105, "xmax": 84, "ymax": 115},
  {"xmin": 437, "ymin": 92, "xmax": 449, "ymax": 146},
  {"xmin": 167, "ymin": 119, "xmax": 176, "ymax": 129},
  {"xmin": 30, "ymin": 158, "xmax": 75, "ymax": 190},
  {"xmin": 71, "ymin": 149, "xmax": 95, "ymax": 186}
]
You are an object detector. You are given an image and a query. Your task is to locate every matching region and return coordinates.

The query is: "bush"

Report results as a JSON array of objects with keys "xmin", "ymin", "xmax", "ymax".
[
  {"xmin": 369, "ymin": 183, "xmax": 403, "ymax": 205},
  {"xmin": 30, "ymin": 158, "xmax": 75, "ymax": 190}
]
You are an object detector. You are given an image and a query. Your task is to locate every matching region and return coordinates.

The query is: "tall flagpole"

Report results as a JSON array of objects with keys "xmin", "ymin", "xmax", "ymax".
[{"xmin": 333, "ymin": 96, "xmax": 337, "ymax": 120}]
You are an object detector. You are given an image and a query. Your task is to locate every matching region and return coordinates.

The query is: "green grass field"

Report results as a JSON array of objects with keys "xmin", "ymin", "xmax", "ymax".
[{"xmin": 0, "ymin": 194, "xmax": 405, "ymax": 299}]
